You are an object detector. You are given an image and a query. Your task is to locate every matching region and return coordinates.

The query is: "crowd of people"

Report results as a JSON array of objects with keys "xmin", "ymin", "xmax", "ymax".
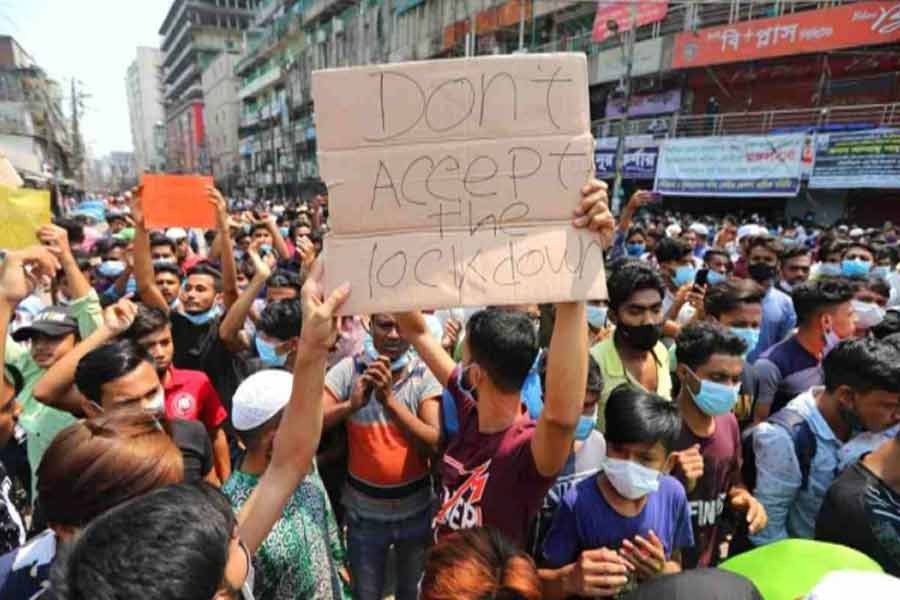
[{"xmin": 0, "ymin": 180, "xmax": 897, "ymax": 599}]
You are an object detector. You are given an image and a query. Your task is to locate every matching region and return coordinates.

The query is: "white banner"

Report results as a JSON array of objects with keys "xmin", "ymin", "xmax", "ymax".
[{"xmin": 654, "ymin": 134, "xmax": 805, "ymax": 197}]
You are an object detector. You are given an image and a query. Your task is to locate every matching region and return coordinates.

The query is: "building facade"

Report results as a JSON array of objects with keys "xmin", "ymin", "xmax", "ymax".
[
  {"xmin": 202, "ymin": 49, "xmax": 242, "ymax": 190},
  {"xmin": 126, "ymin": 47, "xmax": 165, "ymax": 173},
  {"xmin": 0, "ymin": 35, "xmax": 77, "ymax": 185},
  {"xmin": 159, "ymin": 0, "xmax": 259, "ymax": 172}
]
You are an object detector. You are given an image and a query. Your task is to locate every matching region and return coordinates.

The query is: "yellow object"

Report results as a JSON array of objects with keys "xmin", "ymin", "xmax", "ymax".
[{"xmin": 0, "ymin": 185, "xmax": 51, "ymax": 249}]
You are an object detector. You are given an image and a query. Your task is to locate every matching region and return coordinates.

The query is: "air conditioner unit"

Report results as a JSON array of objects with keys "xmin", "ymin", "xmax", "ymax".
[
  {"xmin": 333, "ymin": 19, "xmax": 344, "ymax": 34},
  {"xmin": 316, "ymin": 29, "xmax": 327, "ymax": 44}
]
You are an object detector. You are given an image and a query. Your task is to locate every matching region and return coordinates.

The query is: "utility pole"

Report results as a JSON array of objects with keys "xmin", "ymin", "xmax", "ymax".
[
  {"xmin": 70, "ymin": 78, "xmax": 86, "ymax": 190},
  {"xmin": 611, "ymin": 1, "xmax": 638, "ymax": 215},
  {"xmin": 518, "ymin": 0, "xmax": 526, "ymax": 51}
]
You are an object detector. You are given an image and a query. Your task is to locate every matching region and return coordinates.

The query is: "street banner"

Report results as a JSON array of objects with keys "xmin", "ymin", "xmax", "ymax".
[
  {"xmin": 654, "ymin": 134, "xmax": 805, "ymax": 197},
  {"xmin": 592, "ymin": 1, "xmax": 669, "ymax": 44},
  {"xmin": 0, "ymin": 185, "xmax": 50, "ymax": 249},
  {"xmin": 141, "ymin": 174, "xmax": 215, "ymax": 229},
  {"xmin": 312, "ymin": 53, "xmax": 606, "ymax": 315},
  {"xmin": 810, "ymin": 129, "xmax": 900, "ymax": 190},
  {"xmin": 595, "ymin": 137, "xmax": 659, "ymax": 179},
  {"xmin": 673, "ymin": 1, "xmax": 900, "ymax": 69},
  {"xmin": 605, "ymin": 89, "xmax": 681, "ymax": 119}
]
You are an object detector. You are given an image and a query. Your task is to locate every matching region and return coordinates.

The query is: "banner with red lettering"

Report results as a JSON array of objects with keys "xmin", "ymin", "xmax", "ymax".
[{"xmin": 592, "ymin": 1, "xmax": 669, "ymax": 43}]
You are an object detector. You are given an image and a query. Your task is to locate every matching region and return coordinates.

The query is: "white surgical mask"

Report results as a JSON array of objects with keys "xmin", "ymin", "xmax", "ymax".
[
  {"xmin": 603, "ymin": 456, "xmax": 661, "ymax": 500},
  {"xmin": 852, "ymin": 299, "xmax": 886, "ymax": 329}
]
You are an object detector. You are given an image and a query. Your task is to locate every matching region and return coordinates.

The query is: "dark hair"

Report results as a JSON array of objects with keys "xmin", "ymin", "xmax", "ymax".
[
  {"xmin": 704, "ymin": 279, "xmax": 765, "ymax": 318},
  {"xmin": 875, "ymin": 244, "xmax": 897, "ymax": 265},
  {"xmin": 791, "ymin": 278, "xmax": 855, "ymax": 326},
  {"xmin": 75, "ymin": 341, "xmax": 154, "ymax": 404},
  {"xmin": 466, "ymin": 309, "xmax": 538, "ymax": 394},
  {"xmin": 420, "ymin": 527, "xmax": 541, "ymax": 600},
  {"xmin": 257, "ymin": 299, "xmax": 302, "ymax": 341},
  {"xmin": 185, "ymin": 262, "xmax": 223, "ymax": 292},
  {"xmin": 126, "ymin": 304, "xmax": 170, "ymax": 340},
  {"xmin": 872, "ymin": 309, "xmax": 900, "ymax": 340},
  {"xmin": 842, "ymin": 241, "xmax": 874, "ymax": 258},
  {"xmin": 148, "ymin": 232, "xmax": 176, "ymax": 254},
  {"xmin": 586, "ymin": 354, "xmax": 603, "ymax": 393},
  {"xmin": 653, "ymin": 237, "xmax": 692, "ymax": 265},
  {"xmin": 37, "ymin": 412, "xmax": 183, "ymax": 527},
  {"xmin": 607, "ymin": 262, "xmax": 665, "ymax": 312},
  {"xmin": 605, "ymin": 385, "xmax": 681, "ymax": 451},
  {"xmin": 780, "ymin": 245, "xmax": 811, "ymax": 262},
  {"xmin": 50, "ymin": 483, "xmax": 234, "ymax": 600},
  {"xmin": 703, "ymin": 247, "xmax": 731, "ymax": 268},
  {"xmin": 858, "ymin": 275, "xmax": 891, "ymax": 300},
  {"xmin": 54, "ymin": 217, "xmax": 85, "ymax": 246},
  {"xmin": 626, "ymin": 226, "xmax": 646, "ymax": 242},
  {"xmin": 267, "ymin": 269, "xmax": 302, "ymax": 292},
  {"xmin": 747, "ymin": 235, "xmax": 783, "ymax": 258},
  {"xmin": 153, "ymin": 262, "xmax": 181, "ymax": 279},
  {"xmin": 675, "ymin": 322, "xmax": 747, "ymax": 371},
  {"xmin": 823, "ymin": 337, "xmax": 900, "ymax": 394}
]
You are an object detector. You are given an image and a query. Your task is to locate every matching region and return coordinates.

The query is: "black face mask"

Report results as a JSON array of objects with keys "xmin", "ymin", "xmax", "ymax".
[
  {"xmin": 616, "ymin": 323, "xmax": 662, "ymax": 352},
  {"xmin": 748, "ymin": 263, "xmax": 777, "ymax": 283}
]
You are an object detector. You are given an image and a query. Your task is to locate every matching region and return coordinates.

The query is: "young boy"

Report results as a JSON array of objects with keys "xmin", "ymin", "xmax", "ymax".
[
  {"xmin": 539, "ymin": 386, "xmax": 694, "ymax": 599},
  {"xmin": 672, "ymin": 322, "xmax": 767, "ymax": 568}
]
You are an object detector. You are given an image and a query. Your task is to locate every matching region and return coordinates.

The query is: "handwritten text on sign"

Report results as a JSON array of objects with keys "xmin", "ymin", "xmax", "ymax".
[{"xmin": 312, "ymin": 53, "xmax": 605, "ymax": 314}]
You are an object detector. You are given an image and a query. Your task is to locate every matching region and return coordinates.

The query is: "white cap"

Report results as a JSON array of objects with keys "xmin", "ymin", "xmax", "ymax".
[
  {"xmin": 665, "ymin": 224, "xmax": 682, "ymax": 238},
  {"xmin": 231, "ymin": 370, "xmax": 293, "ymax": 431},
  {"xmin": 849, "ymin": 227, "xmax": 864, "ymax": 237},
  {"xmin": 689, "ymin": 222, "xmax": 709, "ymax": 236},
  {"xmin": 805, "ymin": 571, "xmax": 900, "ymax": 599},
  {"xmin": 737, "ymin": 224, "xmax": 765, "ymax": 241},
  {"xmin": 165, "ymin": 227, "xmax": 187, "ymax": 241}
]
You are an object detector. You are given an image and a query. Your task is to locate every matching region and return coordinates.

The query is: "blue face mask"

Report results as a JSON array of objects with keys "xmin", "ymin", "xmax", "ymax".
[
  {"xmin": 688, "ymin": 368, "xmax": 741, "ymax": 416},
  {"xmin": 233, "ymin": 249, "xmax": 245, "ymax": 261},
  {"xmin": 255, "ymin": 335, "xmax": 288, "ymax": 367},
  {"xmin": 673, "ymin": 264, "xmax": 697, "ymax": 287},
  {"xmin": 363, "ymin": 335, "xmax": 410, "ymax": 372},
  {"xmin": 706, "ymin": 270, "xmax": 727, "ymax": 285},
  {"xmin": 625, "ymin": 242, "xmax": 645, "ymax": 257},
  {"xmin": 574, "ymin": 415, "xmax": 594, "ymax": 441},
  {"xmin": 181, "ymin": 305, "xmax": 221, "ymax": 325},
  {"xmin": 873, "ymin": 265, "xmax": 891, "ymax": 279},
  {"xmin": 730, "ymin": 327, "xmax": 760, "ymax": 358},
  {"xmin": 842, "ymin": 259, "xmax": 871, "ymax": 277},
  {"xmin": 819, "ymin": 262, "xmax": 841, "ymax": 277},
  {"xmin": 260, "ymin": 244, "xmax": 273, "ymax": 255},
  {"xmin": 587, "ymin": 305, "xmax": 608, "ymax": 329},
  {"xmin": 279, "ymin": 226, "xmax": 290, "ymax": 238}
]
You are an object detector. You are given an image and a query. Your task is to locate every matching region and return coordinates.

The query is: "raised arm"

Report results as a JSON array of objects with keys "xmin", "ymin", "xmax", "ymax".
[
  {"xmin": 129, "ymin": 188, "xmax": 169, "ymax": 312},
  {"xmin": 208, "ymin": 187, "xmax": 239, "ymax": 310},
  {"xmin": 218, "ymin": 243, "xmax": 271, "ymax": 353},
  {"xmin": 395, "ymin": 310, "xmax": 456, "ymax": 388},
  {"xmin": 32, "ymin": 299, "xmax": 138, "ymax": 415},
  {"xmin": 38, "ymin": 224, "xmax": 92, "ymax": 300},
  {"xmin": 258, "ymin": 213, "xmax": 290, "ymax": 260},
  {"xmin": 237, "ymin": 260, "xmax": 350, "ymax": 553},
  {"xmin": 532, "ymin": 180, "xmax": 615, "ymax": 477}
]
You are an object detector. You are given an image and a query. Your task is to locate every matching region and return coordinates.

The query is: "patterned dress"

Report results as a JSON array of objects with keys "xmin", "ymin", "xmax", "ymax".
[{"xmin": 223, "ymin": 467, "xmax": 351, "ymax": 600}]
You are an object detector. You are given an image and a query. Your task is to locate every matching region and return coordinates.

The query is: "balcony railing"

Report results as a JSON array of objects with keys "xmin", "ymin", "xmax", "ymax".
[{"xmin": 592, "ymin": 102, "xmax": 900, "ymax": 139}]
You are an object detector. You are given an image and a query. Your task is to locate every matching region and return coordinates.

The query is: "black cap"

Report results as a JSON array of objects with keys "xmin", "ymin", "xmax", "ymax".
[{"xmin": 12, "ymin": 306, "xmax": 79, "ymax": 342}]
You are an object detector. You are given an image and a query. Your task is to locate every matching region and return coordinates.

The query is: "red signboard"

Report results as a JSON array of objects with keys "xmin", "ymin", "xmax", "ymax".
[
  {"xmin": 673, "ymin": 1, "xmax": 900, "ymax": 69},
  {"xmin": 592, "ymin": 1, "xmax": 669, "ymax": 43}
]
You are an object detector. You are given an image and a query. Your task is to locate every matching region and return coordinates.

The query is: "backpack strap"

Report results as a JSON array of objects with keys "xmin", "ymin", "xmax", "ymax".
[{"xmin": 768, "ymin": 408, "xmax": 818, "ymax": 491}]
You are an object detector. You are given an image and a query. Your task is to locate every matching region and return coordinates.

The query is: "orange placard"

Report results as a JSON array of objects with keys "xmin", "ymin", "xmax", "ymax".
[
  {"xmin": 141, "ymin": 174, "xmax": 215, "ymax": 229},
  {"xmin": 673, "ymin": 1, "xmax": 900, "ymax": 69}
]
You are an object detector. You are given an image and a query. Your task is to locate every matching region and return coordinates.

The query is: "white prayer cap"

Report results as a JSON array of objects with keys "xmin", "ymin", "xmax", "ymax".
[
  {"xmin": 665, "ymin": 224, "xmax": 682, "ymax": 238},
  {"xmin": 689, "ymin": 222, "xmax": 709, "ymax": 236},
  {"xmin": 231, "ymin": 370, "xmax": 293, "ymax": 431},
  {"xmin": 165, "ymin": 227, "xmax": 187, "ymax": 241},
  {"xmin": 737, "ymin": 224, "xmax": 765, "ymax": 241},
  {"xmin": 805, "ymin": 571, "xmax": 900, "ymax": 599},
  {"xmin": 849, "ymin": 227, "xmax": 864, "ymax": 238}
]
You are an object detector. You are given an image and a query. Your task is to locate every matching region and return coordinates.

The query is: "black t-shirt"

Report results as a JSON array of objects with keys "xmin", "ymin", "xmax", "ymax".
[
  {"xmin": 170, "ymin": 312, "xmax": 247, "ymax": 415},
  {"xmin": 816, "ymin": 460, "xmax": 900, "ymax": 577},
  {"xmin": 169, "ymin": 419, "xmax": 213, "ymax": 483}
]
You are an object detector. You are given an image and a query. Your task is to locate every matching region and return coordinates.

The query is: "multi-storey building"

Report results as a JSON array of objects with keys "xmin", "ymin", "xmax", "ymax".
[
  {"xmin": 202, "ymin": 49, "xmax": 242, "ymax": 190},
  {"xmin": 159, "ymin": 0, "xmax": 259, "ymax": 172},
  {"xmin": 126, "ymin": 47, "xmax": 166, "ymax": 173}
]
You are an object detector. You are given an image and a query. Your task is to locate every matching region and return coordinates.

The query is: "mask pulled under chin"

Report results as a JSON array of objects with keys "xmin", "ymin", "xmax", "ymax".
[{"xmin": 181, "ymin": 305, "xmax": 222, "ymax": 325}]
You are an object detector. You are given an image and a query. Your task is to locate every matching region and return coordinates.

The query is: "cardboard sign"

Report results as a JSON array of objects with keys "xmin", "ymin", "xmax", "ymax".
[
  {"xmin": 0, "ymin": 186, "xmax": 50, "ymax": 249},
  {"xmin": 141, "ymin": 174, "xmax": 215, "ymax": 229},
  {"xmin": 312, "ymin": 53, "xmax": 605, "ymax": 315}
]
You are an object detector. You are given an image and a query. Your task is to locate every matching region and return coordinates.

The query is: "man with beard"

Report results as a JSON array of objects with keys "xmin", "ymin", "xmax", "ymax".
[
  {"xmin": 591, "ymin": 262, "xmax": 671, "ymax": 433},
  {"xmin": 322, "ymin": 313, "xmax": 442, "ymax": 600}
]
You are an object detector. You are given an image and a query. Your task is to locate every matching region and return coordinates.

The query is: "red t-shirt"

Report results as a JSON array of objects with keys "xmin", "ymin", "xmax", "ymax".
[
  {"xmin": 433, "ymin": 366, "xmax": 555, "ymax": 548},
  {"xmin": 164, "ymin": 367, "xmax": 227, "ymax": 431}
]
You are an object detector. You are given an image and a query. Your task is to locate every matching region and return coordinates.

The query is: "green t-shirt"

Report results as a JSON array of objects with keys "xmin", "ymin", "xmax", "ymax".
[
  {"xmin": 223, "ymin": 466, "xmax": 351, "ymax": 600},
  {"xmin": 719, "ymin": 539, "xmax": 883, "ymax": 600},
  {"xmin": 4, "ymin": 291, "xmax": 103, "ymax": 500}
]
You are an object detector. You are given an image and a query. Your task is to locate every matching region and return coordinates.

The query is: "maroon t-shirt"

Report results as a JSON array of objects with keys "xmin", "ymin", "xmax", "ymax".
[
  {"xmin": 672, "ymin": 413, "xmax": 743, "ymax": 568},
  {"xmin": 433, "ymin": 366, "xmax": 555, "ymax": 547}
]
